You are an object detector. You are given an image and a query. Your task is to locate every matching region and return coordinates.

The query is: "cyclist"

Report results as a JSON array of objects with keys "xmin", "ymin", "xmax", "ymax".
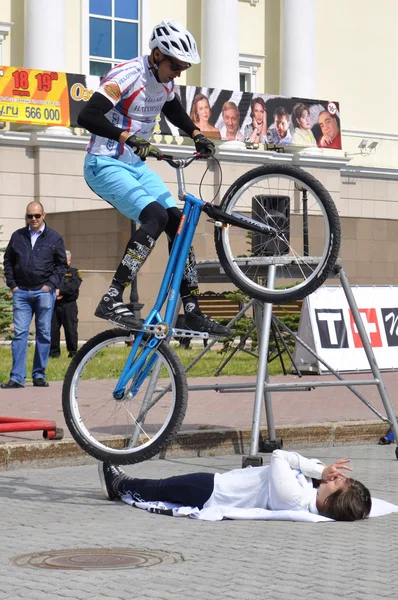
[{"xmin": 78, "ymin": 19, "xmax": 232, "ymax": 337}]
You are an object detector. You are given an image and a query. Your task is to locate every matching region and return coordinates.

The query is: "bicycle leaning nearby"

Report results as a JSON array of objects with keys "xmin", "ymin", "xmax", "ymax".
[{"xmin": 62, "ymin": 150, "xmax": 341, "ymax": 464}]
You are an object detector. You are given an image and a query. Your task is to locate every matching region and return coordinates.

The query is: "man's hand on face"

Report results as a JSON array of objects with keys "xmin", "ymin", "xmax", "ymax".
[
  {"xmin": 320, "ymin": 135, "xmax": 333, "ymax": 147},
  {"xmin": 321, "ymin": 458, "xmax": 352, "ymax": 482}
]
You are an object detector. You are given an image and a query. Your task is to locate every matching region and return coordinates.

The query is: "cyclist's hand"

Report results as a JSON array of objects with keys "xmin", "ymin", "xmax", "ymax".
[
  {"xmin": 125, "ymin": 134, "xmax": 152, "ymax": 159},
  {"xmin": 193, "ymin": 133, "xmax": 215, "ymax": 157}
]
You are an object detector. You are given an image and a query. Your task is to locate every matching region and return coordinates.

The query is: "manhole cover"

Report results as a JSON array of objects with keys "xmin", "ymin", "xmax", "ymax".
[{"xmin": 11, "ymin": 548, "xmax": 184, "ymax": 570}]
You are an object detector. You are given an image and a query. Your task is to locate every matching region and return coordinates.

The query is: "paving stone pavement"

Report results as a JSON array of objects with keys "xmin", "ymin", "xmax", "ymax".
[{"xmin": 0, "ymin": 444, "xmax": 397, "ymax": 600}]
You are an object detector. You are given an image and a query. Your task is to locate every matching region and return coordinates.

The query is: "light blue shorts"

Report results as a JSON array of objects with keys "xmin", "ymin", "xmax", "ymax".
[{"xmin": 84, "ymin": 154, "xmax": 177, "ymax": 223}]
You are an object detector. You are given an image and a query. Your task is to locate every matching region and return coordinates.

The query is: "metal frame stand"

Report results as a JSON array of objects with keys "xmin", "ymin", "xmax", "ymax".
[
  {"xmin": 244, "ymin": 262, "xmax": 398, "ymax": 465},
  {"xmin": 175, "ymin": 260, "xmax": 398, "ymax": 464}
]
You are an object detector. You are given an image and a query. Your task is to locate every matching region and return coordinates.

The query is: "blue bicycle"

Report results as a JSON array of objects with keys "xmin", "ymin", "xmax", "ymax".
[{"xmin": 62, "ymin": 151, "xmax": 341, "ymax": 463}]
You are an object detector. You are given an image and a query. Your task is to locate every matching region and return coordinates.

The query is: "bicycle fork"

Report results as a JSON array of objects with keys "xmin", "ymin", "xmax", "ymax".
[{"xmin": 112, "ymin": 191, "xmax": 204, "ymax": 402}]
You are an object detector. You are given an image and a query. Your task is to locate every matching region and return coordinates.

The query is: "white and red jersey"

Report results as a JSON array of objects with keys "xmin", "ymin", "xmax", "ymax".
[{"xmin": 87, "ymin": 55, "xmax": 174, "ymax": 163}]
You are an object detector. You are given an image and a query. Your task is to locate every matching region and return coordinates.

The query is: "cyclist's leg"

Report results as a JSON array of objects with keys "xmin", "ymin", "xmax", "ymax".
[
  {"xmin": 131, "ymin": 171, "xmax": 213, "ymax": 323},
  {"xmin": 84, "ymin": 155, "xmax": 169, "ymax": 327},
  {"xmin": 164, "ymin": 208, "xmax": 233, "ymax": 337},
  {"xmin": 163, "ymin": 207, "xmax": 201, "ymax": 310}
]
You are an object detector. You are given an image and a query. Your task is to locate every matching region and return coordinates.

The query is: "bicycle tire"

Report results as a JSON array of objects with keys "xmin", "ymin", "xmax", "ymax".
[
  {"xmin": 214, "ymin": 163, "xmax": 341, "ymax": 303},
  {"xmin": 62, "ymin": 328, "xmax": 188, "ymax": 464}
]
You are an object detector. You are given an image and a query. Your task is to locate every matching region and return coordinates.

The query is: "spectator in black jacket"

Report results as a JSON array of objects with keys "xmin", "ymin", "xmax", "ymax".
[
  {"xmin": 1, "ymin": 202, "xmax": 67, "ymax": 389},
  {"xmin": 50, "ymin": 250, "xmax": 82, "ymax": 359}
]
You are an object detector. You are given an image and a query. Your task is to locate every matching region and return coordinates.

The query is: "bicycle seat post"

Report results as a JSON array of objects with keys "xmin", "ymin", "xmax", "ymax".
[{"xmin": 176, "ymin": 165, "xmax": 186, "ymax": 201}]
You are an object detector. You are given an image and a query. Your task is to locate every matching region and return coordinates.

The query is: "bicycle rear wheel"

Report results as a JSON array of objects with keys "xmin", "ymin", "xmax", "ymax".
[
  {"xmin": 214, "ymin": 164, "xmax": 341, "ymax": 303},
  {"xmin": 62, "ymin": 329, "xmax": 188, "ymax": 464}
]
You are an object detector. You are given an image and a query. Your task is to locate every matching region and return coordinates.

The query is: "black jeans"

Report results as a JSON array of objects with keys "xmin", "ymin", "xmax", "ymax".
[
  {"xmin": 50, "ymin": 302, "xmax": 78, "ymax": 356},
  {"xmin": 116, "ymin": 472, "xmax": 215, "ymax": 509}
]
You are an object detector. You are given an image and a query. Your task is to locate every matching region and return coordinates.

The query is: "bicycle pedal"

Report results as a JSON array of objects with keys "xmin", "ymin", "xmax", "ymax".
[
  {"xmin": 142, "ymin": 323, "xmax": 169, "ymax": 338},
  {"xmin": 172, "ymin": 328, "xmax": 209, "ymax": 340}
]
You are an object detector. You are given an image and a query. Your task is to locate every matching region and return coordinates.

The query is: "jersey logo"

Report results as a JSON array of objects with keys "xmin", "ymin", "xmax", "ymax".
[{"xmin": 104, "ymin": 82, "xmax": 121, "ymax": 101}]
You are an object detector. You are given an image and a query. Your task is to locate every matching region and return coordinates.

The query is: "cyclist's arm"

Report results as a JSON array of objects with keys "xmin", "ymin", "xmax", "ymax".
[
  {"xmin": 77, "ymin": 92, "xmax": 130, "ymax": 143},
  {"xmin": 161, "ymin": 96, "xmax": 200, "ymax": 138}
]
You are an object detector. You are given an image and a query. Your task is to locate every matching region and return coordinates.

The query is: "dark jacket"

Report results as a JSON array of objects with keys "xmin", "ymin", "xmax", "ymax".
[
  {"xmin": 3, "ymin": 224, "xmax": 67, "ymax": 291},
  {"xmin": 57, "ymin": 266, "xmax": 82, "ymax": 304}
]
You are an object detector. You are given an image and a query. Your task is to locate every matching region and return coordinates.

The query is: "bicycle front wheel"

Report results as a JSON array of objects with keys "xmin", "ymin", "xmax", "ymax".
[
  {"xmin": 214, "ymin": 164, "xmax": 341, "ymax": 303},
  {"xmin": 62, "ymin": 329, "xmax": 188, "ymax": 464}
]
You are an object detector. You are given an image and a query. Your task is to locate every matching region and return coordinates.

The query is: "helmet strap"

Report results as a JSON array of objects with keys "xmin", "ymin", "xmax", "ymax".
[{"xmin": 149, "ymin": 50, "xmax": 163, "ymax": 82}]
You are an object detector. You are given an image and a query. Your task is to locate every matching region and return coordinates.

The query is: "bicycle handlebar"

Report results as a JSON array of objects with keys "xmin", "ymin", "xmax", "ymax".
[{"xmin": 147, "ymin": 148, "xmax": 207, "ymax": 169}]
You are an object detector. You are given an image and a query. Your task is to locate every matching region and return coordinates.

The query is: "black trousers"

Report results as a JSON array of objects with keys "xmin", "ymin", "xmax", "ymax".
[
  {"xmin": 50, "ymin": 302, "xmax": 78, "ymax": 356},
  {"xmin": 116, "ymin": 472, "xmax": 215, "ymax": 510}
]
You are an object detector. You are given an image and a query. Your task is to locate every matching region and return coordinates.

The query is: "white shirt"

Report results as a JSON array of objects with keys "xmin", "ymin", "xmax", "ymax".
[
  {"xmin": 87, "ymin": 55, "xmax": 174, "ymax": 164},
  {"xmin": 202, "ymin": 450, "xmax": 325, "ymax": 516},
  {"xmin": 29, "ymin": 224, "xmax": 45, "ymax": 248}
]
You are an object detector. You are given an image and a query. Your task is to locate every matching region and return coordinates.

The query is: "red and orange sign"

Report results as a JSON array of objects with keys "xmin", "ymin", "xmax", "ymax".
[{"xmin": 0, "ymin": 66, "xmax": 71, "ymax": 127}]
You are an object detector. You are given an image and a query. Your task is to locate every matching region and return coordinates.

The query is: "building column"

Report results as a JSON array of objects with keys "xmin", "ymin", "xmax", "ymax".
[
  {"xmin": 0, "ymin": 21, "xmax": 13, "ymax": 65},
  {"xmin": 201, "ymin": 0, "xmax": 239, "ymax": 90},
  {"xmin": 24, "ymin": 0, "xmax": 66, "ymax": 71},
  {"xmin": 280, "ymin": 0, "xmax": 316, "ymax": 98},
  {"xmin": 23, "ymin": 0, "xmax": 72, "ymax": 135}
]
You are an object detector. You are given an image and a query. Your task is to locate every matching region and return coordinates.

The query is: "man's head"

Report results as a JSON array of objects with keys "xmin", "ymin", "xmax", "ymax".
[
  {"xmin": 273, "ymin": 106, "xmax": 290, "ymax": 140},
  {"xmin": 149, "ymin": 19, "xmax": 200, "ymax": 83},
  {"xmin": 317, "ymin": 477, "xmax": 372, "ymax": 521},
  {"xmin": 318, "ymin": 111, "xmax": 340, "ymax": 141},
  {"xmin": 65, "ymin": 250, "xmax": 72, "ymax": 265},
  {"xmin": 26, "ymin": 201, "xmax": 45, "ymax": 232},
  {"xmin": 222, "ymin": 101, "xmax": 240, "ymax": 136}
]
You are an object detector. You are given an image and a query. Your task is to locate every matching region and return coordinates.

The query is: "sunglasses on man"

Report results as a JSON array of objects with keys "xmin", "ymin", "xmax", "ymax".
[
  {"xmin": 167, "ymin": 58, "xmax": 191, "ymax": 72},
  {"xmin": 26, "ymin": 213, "xmax": 43, "ymax": 219}
]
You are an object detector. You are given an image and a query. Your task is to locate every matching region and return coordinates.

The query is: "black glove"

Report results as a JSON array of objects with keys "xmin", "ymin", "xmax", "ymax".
[
  {"xmin": 125, "ymin": 134, "xmax": 152, "ymax": 159},
  {"xmin": 193, "ymin": 133, "xmax": 215, "ymax": 157}
]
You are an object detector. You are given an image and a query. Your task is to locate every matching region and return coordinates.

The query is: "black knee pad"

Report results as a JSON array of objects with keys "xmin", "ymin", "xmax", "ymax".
[
  {"xmin": 165, "ymin": 207, "xmax": 183, "ymax": 240},
  {"xmin": 139, "ymin": 202, "xmax": 169, "ymax": 239}
]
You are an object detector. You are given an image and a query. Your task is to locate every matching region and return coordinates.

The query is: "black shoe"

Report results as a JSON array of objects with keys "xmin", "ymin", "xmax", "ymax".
[
  {"xmin": 50, "ymin": 354, "xmax": 60, "ymax": 359},
  {"xmin": 68, "ymin": 351, "xmax": 77, "ymax": 358},
  {"xmin": 184, "ymin": 312, "xmax": 233, "ymax": 338},
  {"xmin": 98, "ymin": 462, "xmax": 127, "ymax": 501},
  {"xmin": 0, "ymin": 379, "xmax": 24, "ymax": 389},
  {"xmin": 95, "ymin": 295, "xmax": 142, "ymax": 331},
  {"xmin": 33, "ymin": 378, "xmax": 49, "ymax": 387}
]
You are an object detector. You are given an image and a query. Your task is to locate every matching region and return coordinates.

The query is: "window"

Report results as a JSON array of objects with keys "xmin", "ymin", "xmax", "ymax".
[
  {"xmin": 239, "ymin": 54, "xmax": 265, "ymax": 93},
  {"xmin": 89, "ymin": 0, "xmax": 139, "ymax": 77},
  {"xmin": 240, "ymin": 73, "xmax": 250, "ymax": 93}
]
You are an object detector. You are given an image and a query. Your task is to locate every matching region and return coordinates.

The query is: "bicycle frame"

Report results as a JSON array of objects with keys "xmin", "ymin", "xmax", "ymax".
[
  {"xmin": 111, "ymin": 153, "xmax": 280, "ymax": 400},
  {"xmin": 113, "ymin": 161, "xmax": 205, "ymax": 398}
]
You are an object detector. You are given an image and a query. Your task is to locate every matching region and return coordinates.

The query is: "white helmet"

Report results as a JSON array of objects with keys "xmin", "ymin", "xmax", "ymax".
[{"xmin": 149, "ymin": 19, "xmax": 201, "ymax": 64}]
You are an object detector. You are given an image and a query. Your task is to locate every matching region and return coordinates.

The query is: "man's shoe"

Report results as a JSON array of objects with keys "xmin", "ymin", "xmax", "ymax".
[
  {"xmin": 98, "ymin": 462, "xmax": 127, "ymax": 501},
  {"xmin": 33, "ymin": 378, "xmax": 49, "ymax": 387},
  {"xmin": 0, "ymin": 379, "xmax": 24, "ymax": 389},
  {"xmin": 184, "ymin": 312, "xmax": 233, "ymax": 338},
  {"xmin": 95, "ymin": 295, "xmax": 142, "ymax": 331},
  {"xmin": 68, "ymin": 351, "xmax": 77, "ymax": 358},
  {"xmin": 49, "ymin": 354, "xmax": 60, "ymax": 359}
]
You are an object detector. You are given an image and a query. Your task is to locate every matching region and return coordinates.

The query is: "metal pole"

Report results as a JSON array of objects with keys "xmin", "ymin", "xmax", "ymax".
[
  {"xmin": 249, "ymin": 264, "xmax": 276, "ymax": 455},
  {"xmin": 339, "ymin": 266, "xmax": 398, "ymax": 444},
  {"xmin": 302, "ymin": 189, "xmax": 309, "ymax": 256}
]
